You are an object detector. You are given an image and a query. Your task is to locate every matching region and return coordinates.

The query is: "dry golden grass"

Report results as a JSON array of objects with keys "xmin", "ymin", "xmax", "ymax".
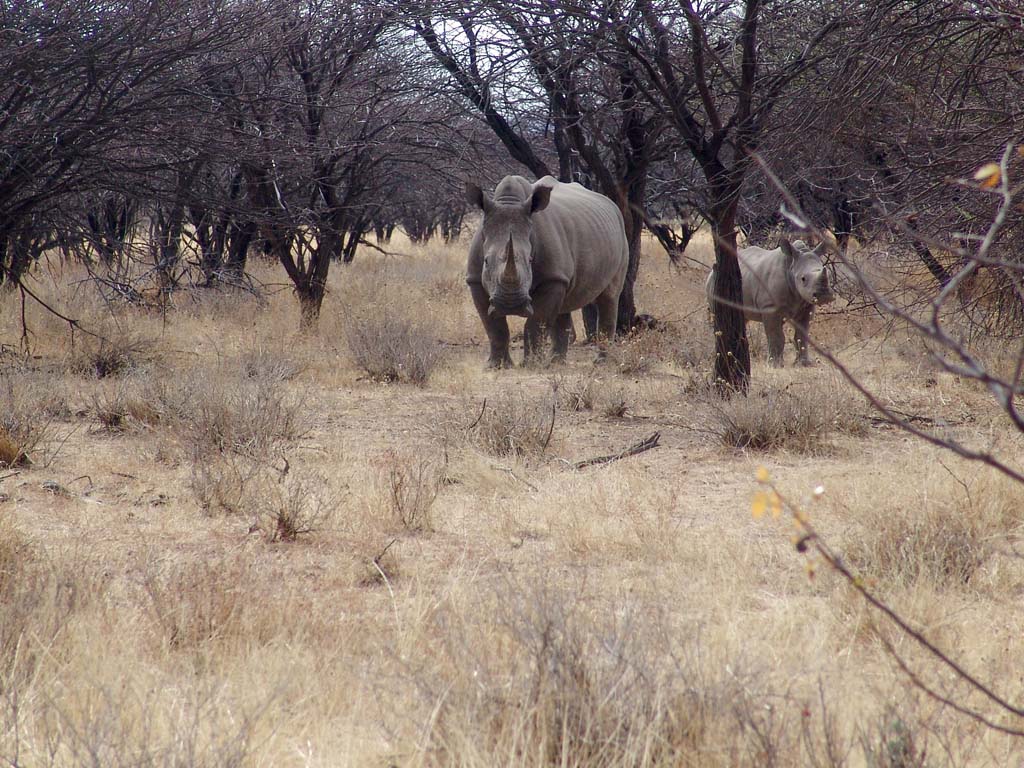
[{"xmin": 0, "ymin": 232, "xmax": 1023, "ymax": 765}]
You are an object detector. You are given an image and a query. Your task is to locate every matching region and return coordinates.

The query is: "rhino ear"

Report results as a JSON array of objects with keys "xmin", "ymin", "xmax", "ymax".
[
  {"xmin": 779, "ymin": 237, "xmax": 797, "ymax": 262},
  {"xmin": 466, "ymin": 182, "xmax": 489, "ymax": 212},
  {"xmin": 528, "ymin": 184, "xmax": 553, "ymax": 215}
]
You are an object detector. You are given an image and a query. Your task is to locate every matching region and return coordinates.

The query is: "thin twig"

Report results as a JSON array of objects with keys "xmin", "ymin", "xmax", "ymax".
[
  {"xmin": 491, "ymin": 465, "xmax": 539, "ymax": 491},
  {"xmin": 542, "ymin": 400, "xmax": 556, "ymax": 450}
]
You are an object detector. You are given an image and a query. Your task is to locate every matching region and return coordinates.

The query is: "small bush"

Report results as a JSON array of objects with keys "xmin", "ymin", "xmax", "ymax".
[
  {"xmin": 0, "ymin": 370, "xmax": 63, "ymax": 466},
  {"xmin": 610, "ymin": 332, "xmax": 666, "ymax": 376},
  {"xmin": 706, "ymin": 384, "xmax": 860, "ymax": 453},
  {"xmin": 839, "ymin": 465, "xmax": 1022, "ymax": 589},
  {"xmin": 143, "ymin": 557, "xmax": 255, "ymax": 651},
  {"xmin": 238, "ymin": 346, "xmax": 301, "ymax": 382},
  {"xmin": 0, "ymin": 520, "xmax": 97, "ymax": 688},
  {"xmin": 182, "ymin": 373, "xmax": 308, "ymax": 460},
  {"xmin": 346, "ymin": 314, "xmax": 442, "ymax": 386},
  {"xmin": 557, "ymin": 375, "xmax": 596, "ymax": 412},
  {"xmin": 189, "ymin": 451, "xmax": 263, "ymax": 515},
  {"xmin": 261, "ymin": 471, "xmax": 331, "ymax": 542},
  {"xmin": 600, "ymin": 388, "xmax": 630, "ymax": 418},
  {"xmin": 446, "ymin": 389, "xmax": 557, "ymax": 458},
  {"xmin": 68, "ymin": 331, "xmax": 158, "ymax": 378},
  {"xmin": 413, "ymin": 579, "xmax": 790, "ymax": 767},
  {"xmin": 375, "ymin": 450, "xmax": 442, "ymax": 533}
]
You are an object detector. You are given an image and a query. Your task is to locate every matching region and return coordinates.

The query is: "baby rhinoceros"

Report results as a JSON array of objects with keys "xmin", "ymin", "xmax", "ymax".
[{"xmin": 706, "ymin": 238, "xmax": 835, "ymax": 367}]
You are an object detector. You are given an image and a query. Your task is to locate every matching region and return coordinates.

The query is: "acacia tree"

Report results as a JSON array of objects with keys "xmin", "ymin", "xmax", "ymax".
[
  {"xmin": 411, "ymin": 1, "xmax": 671, "ymax": 334},
  {"xmin": 0, "ymin": 0, "xmax": 255, "ymax": 289},
  {"xmin": 622, "ymin": 0, "xmax": 846, "ymax": 390},
  {"xmin": 202, "ymin": 1, "xmax": 392, "ymax": 328},
  {"xmin": 763, "ymin": 1, "xmax": 1024, "ymax": 332}
]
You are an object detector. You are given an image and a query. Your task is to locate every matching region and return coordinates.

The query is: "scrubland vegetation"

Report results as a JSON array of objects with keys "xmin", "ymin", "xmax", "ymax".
[{"xmin": 2, "ymin": 232, "xmax": 1024, "ymax": 766}]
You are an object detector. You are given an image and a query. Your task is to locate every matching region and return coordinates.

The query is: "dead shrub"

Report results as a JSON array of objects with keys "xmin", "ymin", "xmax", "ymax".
[
  {"xmin": 146, "ymin": 365, "xmax": 309, "ymax": 514},
  {"xmin": 0, "ymin": 520, "xmax": 98, "ymax": 688},
  {"xmin": 556, "ymin": 375, "xmax": 596, "ymax": 412},
  {"xmin": 67, "ymin": 330, "xmax": 159, "ymax": 378},
  {"xmin": 600, "ymin": 388, "xmax": 630, "ymax": 418},
  {"xmin": 0, "ymin": 369, "xmax": 62, "ymax": 466},
  {"xmin": 180, "ymin": 371, "xmax": 308, "ymax": 460},
  {"xmin": 445, "ymin": 389, "xmax": 557, "ymax": 458},
  {"xmin": 261, "ymin": 471, "xmax": 332, "ymax": 542},
  {"xmin": 610, "ymin": 331, "xmax": 666, "ymax": 376},
  {"xmin": 706, "ymin": 383, "xmax": 862, "ymax": 453},
  {"xmin": 346, "ymin": 314, "xmax": 442, "ymax": 386},
  {"xmin": 189, "ymin": 451, "xmax": 263, "ymax": 515},
  {"xmin": 374, "ymin": 450, "xmax": 442, "ymax": 533},
  {"xmin": 238, "ymin": 345, "xmax": 301, "ymax": 382}
]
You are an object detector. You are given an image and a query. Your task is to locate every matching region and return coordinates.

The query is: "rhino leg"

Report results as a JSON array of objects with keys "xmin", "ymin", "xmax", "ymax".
[
  {"xmin": 581, "ymin": 303, "xmax": 599, "ymax": 343},
  {"xmin": 792, "ymin": 307, "xmax": 814, "ymax": 366},
  {"xmin": 594, "ymin": 290, "xmax": 619, "ymax": 342},
  {"xmin": 469, "ymin": 282, "xmax": 513, "ymax": 369},
  {"xmin": 550, "ymin": 313, "xmax": 573, "ymax": 363},
  {"xmin": 522, "ymin": 281, "xmax": 568, "ymax": 366},
  {"xmin": 764, "ymin": 315, "xmax": 786, "ymax": 367}
]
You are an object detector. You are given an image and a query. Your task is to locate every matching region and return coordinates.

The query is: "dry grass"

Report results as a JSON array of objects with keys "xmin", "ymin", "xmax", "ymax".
[
  {"xmin": 836, "ymin": 460, "xmax": 1024, "ymax": 590},
  {"xmin": 556, "ymin": 374, "xmax": 597, "ymax": 412},
  {"xmin": 0, "ymin": 239, "xmax": 1022, "ymax": 765},
  {"xmin": 66, "ymin": 328, "xmax": 160, "ymax": 378}
]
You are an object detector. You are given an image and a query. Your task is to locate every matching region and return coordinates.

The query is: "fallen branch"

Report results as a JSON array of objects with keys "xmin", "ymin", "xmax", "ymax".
[{"xmin": 572, "ymin": 432, "xmax": 661, "ymax": 470}]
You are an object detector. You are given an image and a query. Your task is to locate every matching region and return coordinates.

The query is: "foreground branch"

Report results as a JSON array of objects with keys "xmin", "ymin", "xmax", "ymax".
[{"xmin": 572, "ymin": 432, "xmax": 661, "ymax": 470}]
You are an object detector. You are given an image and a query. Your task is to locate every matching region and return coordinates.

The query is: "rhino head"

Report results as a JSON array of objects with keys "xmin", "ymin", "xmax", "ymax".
[
  {"xmin": 466, "ymin": 181, "xmax": 553, "ymax": 318},
  {"xmin": 781, "ymin": 239, "xmax": 835, "ymax": 306}
]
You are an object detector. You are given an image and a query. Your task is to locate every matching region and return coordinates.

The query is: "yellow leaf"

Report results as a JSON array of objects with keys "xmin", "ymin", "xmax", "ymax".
[
  {"xmin": 755, "ymin": 466, "xmax": 770, "ymax": 483},
  {"xmin": 751, "ymin": 491, "xmax": 768, "ymax": 519},
  {"xmin": 769, "ymin": 492, "xmax": 783, "ymax": 519},
  {"xmin": 973, "ymin": 162, "xmax": 1001, "ymax": 188}
]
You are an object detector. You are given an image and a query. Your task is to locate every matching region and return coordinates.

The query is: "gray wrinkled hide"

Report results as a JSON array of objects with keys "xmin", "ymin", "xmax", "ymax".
[
  {"xmin": 466, "ymin": 175, "xmax": 628, "ymax": 368},
  {"xmin": 706, "ymin": 238, "xmax": 834, "ymax": 367}
]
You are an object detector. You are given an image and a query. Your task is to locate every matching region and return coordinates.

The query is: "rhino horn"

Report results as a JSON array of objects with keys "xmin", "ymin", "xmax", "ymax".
[{"xmin": 500, "ymin": 235, "xmax": 519, "ymax": 287}]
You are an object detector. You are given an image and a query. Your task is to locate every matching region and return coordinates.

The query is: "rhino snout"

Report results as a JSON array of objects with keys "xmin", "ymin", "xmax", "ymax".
[{"xmin": 488, "ymin": 299, "xmax": 534, "ymax": 319}]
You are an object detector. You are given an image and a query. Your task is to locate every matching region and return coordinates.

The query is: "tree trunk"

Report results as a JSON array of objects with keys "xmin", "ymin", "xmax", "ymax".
[
  {"xmin": 617, "ymin": 196, "xmax": 645, "ymax": 333},
  {"xmin": 912, "ymin": 240, "xmax": 952, "ymax": 288},
  {"xmin": 710, "ymin": 203, "xmax": 751, "ymax": 393},
  {"xmin": 297, "ymin": 283, "xmax": 325, "ymax": 332}
]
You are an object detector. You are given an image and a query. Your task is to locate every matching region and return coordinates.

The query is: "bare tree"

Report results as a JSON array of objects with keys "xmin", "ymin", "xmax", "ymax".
[
  {"xmin": 0, "ymin": 0, "xmax": 256, "ymax": 290},
  {"xmin": 622, "ymin": 0, "xmax": 847, "ymax": 390},
  {"xmin": 410, "ymin": 2, "xmax": 672, "ymax": 334}
]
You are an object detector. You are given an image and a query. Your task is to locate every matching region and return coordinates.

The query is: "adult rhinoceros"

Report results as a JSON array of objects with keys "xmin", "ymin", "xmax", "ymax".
[
  {"xmin": 706, "ymin": 238, "xmax": 835, "ymax": 367},
  {"xmin": 465, "ymin": 175, "xmax": 628, "ymax": 368}
]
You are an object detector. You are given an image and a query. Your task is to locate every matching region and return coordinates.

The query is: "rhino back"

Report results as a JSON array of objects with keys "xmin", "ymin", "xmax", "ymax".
[
  {"xmin": 530, "ymin": 178, "xmax": 628, "ymax": 311},
  {"xmin": 738, "ymin": 246, "xmax": 800, "ymax": 318}
]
